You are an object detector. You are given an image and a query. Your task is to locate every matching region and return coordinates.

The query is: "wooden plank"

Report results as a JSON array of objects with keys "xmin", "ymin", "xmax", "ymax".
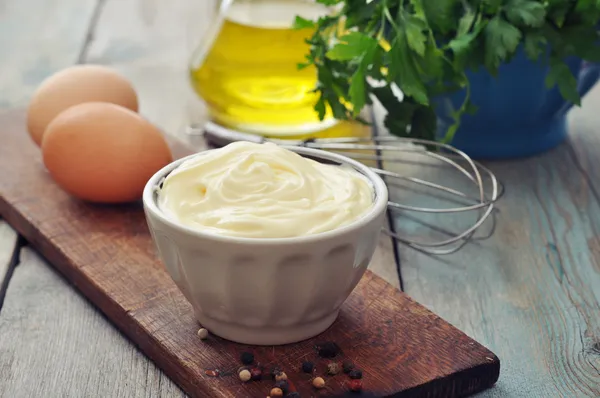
[
  {"xmin": 0, "ymin": 246, "xmax": 185, "ymax": 398},
  {"xmin": 566, "ymin": 83, "xmax": 600, "ymax": 186},
  {"xmin": 0, "ymin": 221, "xmax": 18, "ymax": 287},
  {"xmin": 0, "ymin": 0, "xmax": 98, "ymax": 108},
  {"xmin": 377, "ymin": 101, "xmax": 600, "ymax": 395},
  {"xmin": 0, "ymin": 109, "xmax": 499, "ymax": 398}
]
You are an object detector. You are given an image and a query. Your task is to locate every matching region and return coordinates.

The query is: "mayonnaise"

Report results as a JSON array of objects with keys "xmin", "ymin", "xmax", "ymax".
[{"xmin": 157, "ymin": 141, "xmax": 374, "ymax": 238}]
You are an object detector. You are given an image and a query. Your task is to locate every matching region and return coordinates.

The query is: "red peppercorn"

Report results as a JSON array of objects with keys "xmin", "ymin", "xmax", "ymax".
[
  {"xmin": 204, "ymin": 369, "xmax": 219, "ymax": 377},
  {"xmin": 250, "ymin": 367, "xmax": 262, "ymax": 381},
  {"xmin": 349, "ymin": 379, "xmax": 363, "ymax": 392}
]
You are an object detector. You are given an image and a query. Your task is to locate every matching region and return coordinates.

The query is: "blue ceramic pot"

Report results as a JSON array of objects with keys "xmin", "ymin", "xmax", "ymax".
[{"xmin": 434, "ymin": 49, "xmax": 600, "ymax": 159}]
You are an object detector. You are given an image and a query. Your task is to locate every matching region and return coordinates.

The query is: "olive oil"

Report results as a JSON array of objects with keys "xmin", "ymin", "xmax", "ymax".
[{"xmin": 189, "ymin": 0, "xmax": 365, "ymax": 139}]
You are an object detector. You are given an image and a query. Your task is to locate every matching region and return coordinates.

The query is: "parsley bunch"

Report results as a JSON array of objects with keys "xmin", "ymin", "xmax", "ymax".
[{"xmin": 295, "ymin": 0, "xmax": 600, "ymax": 142}]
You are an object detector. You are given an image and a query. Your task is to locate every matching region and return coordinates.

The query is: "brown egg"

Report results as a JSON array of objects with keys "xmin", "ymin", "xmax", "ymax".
[
  {"xmin": 27, "ymin": 64, "xmax": 138, "ymax": 146},
  {"xmin": 41, "ymin": 102, "xmax": 173, "ymax": 204}
]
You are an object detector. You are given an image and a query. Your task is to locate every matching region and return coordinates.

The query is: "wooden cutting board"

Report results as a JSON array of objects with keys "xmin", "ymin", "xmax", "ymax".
[{"xmin": 0, "ymin": 111, "xmax": 500, "ymax": 398}]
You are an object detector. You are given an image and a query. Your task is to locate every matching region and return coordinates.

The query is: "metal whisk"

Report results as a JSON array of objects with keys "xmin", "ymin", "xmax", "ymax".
[{"xmin": 189, "ymin": 121, "xmax": 502, "ymax": 255}]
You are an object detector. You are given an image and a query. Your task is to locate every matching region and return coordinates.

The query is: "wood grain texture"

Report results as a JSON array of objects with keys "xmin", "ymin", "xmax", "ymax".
[
  {"xmin": 0, "ymin": 221, "xmax": 18, "ymax": 285},
  {"xmin": 377, "ymin": 94, "xmax": 600, "ymax": 396},
  {"xmin": 0, "ymin": 110, "xmax": 499, "ymax": 397},
  {"xmin": 567, "ymin": 82, "xmax": 600, "ymax": 187},
  {"xmin": 0, "ymin": 247, "xmax": 185, "ymax": 398},
  {"xmin": 0, "ymin": 0, "xmax": 98, "ymax": 108}
]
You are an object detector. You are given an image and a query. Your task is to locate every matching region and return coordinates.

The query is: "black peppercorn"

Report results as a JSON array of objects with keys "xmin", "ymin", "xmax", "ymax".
[
  {"xmin": 342, "ymin": 361, "xmax": 355, "ymax": 374},
  {"xmin": 240, "ymin": 351, "xmax": 254, "ymax": 365},
  {"xmin": 301, "ymin": 361, "xmax": 314, "ymax": 373},
  {"xmin": 316, "ymin": 341, "xmax": 340, "ymax": 358},
  {"xmin": 274, "ymin": 380, "xmax": 289, "ymax": 394},
  {"xmin": 270, "ymin": 366, "xmax": 282, "ymax": 380},
  {"xmin": 348, "ymin": 369, "xmax": 363, "ymax": 379}
]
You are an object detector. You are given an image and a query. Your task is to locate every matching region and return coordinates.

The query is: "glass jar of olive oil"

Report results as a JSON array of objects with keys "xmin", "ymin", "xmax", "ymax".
[{"xmin": 189, "ymin": 0, "xmax": 366, "ymax": 139}]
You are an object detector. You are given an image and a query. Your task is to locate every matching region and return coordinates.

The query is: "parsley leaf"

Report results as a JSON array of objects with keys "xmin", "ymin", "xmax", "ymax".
[
  {"xmin": 523, "ymin": 31, "xmax": 547, "ymax": 61},
  {"xmin": 417, "ymin": 39, "xmax": 445, "ymax": 79},
  {"xmin": 314, "ymin": 97, "xmax": 327, "ymax": 120},
  {"xmin": 546, "ymin": 57, "xmax": 581, "ymax": 106},
  {"xmin": 404, "ymin": 14, "xmax": 428, "ymax": 56},
  {"xmin": 316, "ymin": 0, "xmax": 342, "ymax": 5},
  {"xmin": 484, "ymin": 16, "xmax": 522, "ymax": 71},
  {"xmin": 505, "ymin": 0, "xmax": 546, "ymax": 28},
  {"xmin": 349, "ymin": 70, "xmax": 367, "ymax": 116},
  {"xmin": 372, "ymin": 86, "xmax": 418, "ymax": 136},
  {"xmin": 326, "ymin": 32, "xmax": 376, "ymax": 61},
  {"xmin": 389, "ymin": 34, "xmax": 429, "ymax": 106},
  {"xmin": 449, "ymin": 19, "xmax": 486, "ymax": 58},
  {"xmin": 411, "ymin": 105, "xmax": 437, "ymax": 141},
  {"xmin": 293, "ymin": 16, "xmax": 315, "ymax": 29},
  {"xmin": 457, "ymin": 9, "xmax": 477, "ymax": 36},
  {"xmin": 421, "ymin": 0, "xmax": 460, "ymax": 35},
  {"xmin": 299, "ymin": 0, "xmax": 600, "ymax": 144}
]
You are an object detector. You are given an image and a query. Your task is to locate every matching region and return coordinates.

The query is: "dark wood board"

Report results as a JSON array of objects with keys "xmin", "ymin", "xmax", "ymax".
[{"xmin": 0, "ymin": 110, "xmax": 500, "ymax": 398}]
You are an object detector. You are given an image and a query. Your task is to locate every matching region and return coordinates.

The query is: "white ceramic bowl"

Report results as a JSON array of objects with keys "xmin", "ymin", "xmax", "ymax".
[{"xmin": 142, "ymin": 145, "xmax": 388, "ymax": 345}]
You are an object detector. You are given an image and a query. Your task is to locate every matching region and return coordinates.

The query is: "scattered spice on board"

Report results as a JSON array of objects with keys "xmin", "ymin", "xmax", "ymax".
[
  {"xmin": 274, "ymin": 371, "xmax": 288, "ymax": 381},
  {"xmin": 301, "ymin": 361, "xmax": 314, "ymax": 373},
  {"xmin": 204, "ymin": 369, "xmax": 219, "ymax": 377},
  {"xmin": 348, "ymin": 379, "xmax": 363, "ymax": 392},
  {"xmin": 316, "ymin": 341, "xmax": 340, "ymax": 358},
  {"xmin": 312, "ymin": 377, "xmax": 326, "ymax": 389},
  {"xmin": 238, "ymin": 369, "xmax": 252, "ymax": 382},
  {"xmin": 342, "ymin": 361, "xmax": 354, "ymax": 374},
  {"xmin": 270, "ymin": 366, "xmax": 282, "ymax": 380},
  {"xmin": 197, "ymin": 328, "xmax": 209, "ymax": 340},
  {"xmin": 250, "ymin": 367, "xmax": 263, "ymax": 381},
  {"xmin": 219, "ymin": 369, "xmax": 235, "ymax": 377},
  {"xmin": 240, "ymin": 352, "xmax": 255, "ymax": 365},
  {"xmin": 274, "ymin": 380, "xmax": 289, "ymax": 394},
  {"xmin": 349, "ymin": 369, "xmax": 363, "ymax": 379},
  {"xmin": 327, "ymin": 362, "xmax": 341, "ymax": 375}
]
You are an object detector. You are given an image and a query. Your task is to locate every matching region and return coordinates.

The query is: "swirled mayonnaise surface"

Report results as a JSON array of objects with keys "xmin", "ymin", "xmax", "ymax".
[{"xmin": 157, "ymin": 141, "xmax": 374, "ymax": 238}]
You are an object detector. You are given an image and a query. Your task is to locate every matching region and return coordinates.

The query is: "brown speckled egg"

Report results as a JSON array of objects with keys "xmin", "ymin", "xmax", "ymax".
[
  {"xmin": 27, "ymin": 64, "xmax": 138, "ymax": 146},
  {"xmin": 41, "ymin": 102, "xmax": 172, "ymax": 204}
]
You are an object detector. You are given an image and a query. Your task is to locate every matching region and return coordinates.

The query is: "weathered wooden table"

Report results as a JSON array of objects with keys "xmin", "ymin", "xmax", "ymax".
[{"xmin": 1, "ymin": 1, "xmax": 599, "ymax": 397}]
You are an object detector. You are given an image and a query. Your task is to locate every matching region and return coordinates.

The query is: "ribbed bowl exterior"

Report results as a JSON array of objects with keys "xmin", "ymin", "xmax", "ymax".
[
  {"xmin": 143, "ymin": 147, "xmax": 388, "ymax": 345},
  {"xmin": 145, "ymin": 207, "xmax": 384, "ymax": 345}
]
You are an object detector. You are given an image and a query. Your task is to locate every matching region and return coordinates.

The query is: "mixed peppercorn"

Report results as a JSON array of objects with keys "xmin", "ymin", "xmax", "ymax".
[{"xmin": 199, "ymin": 334, "xmax": 365, "ymax": 397}]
